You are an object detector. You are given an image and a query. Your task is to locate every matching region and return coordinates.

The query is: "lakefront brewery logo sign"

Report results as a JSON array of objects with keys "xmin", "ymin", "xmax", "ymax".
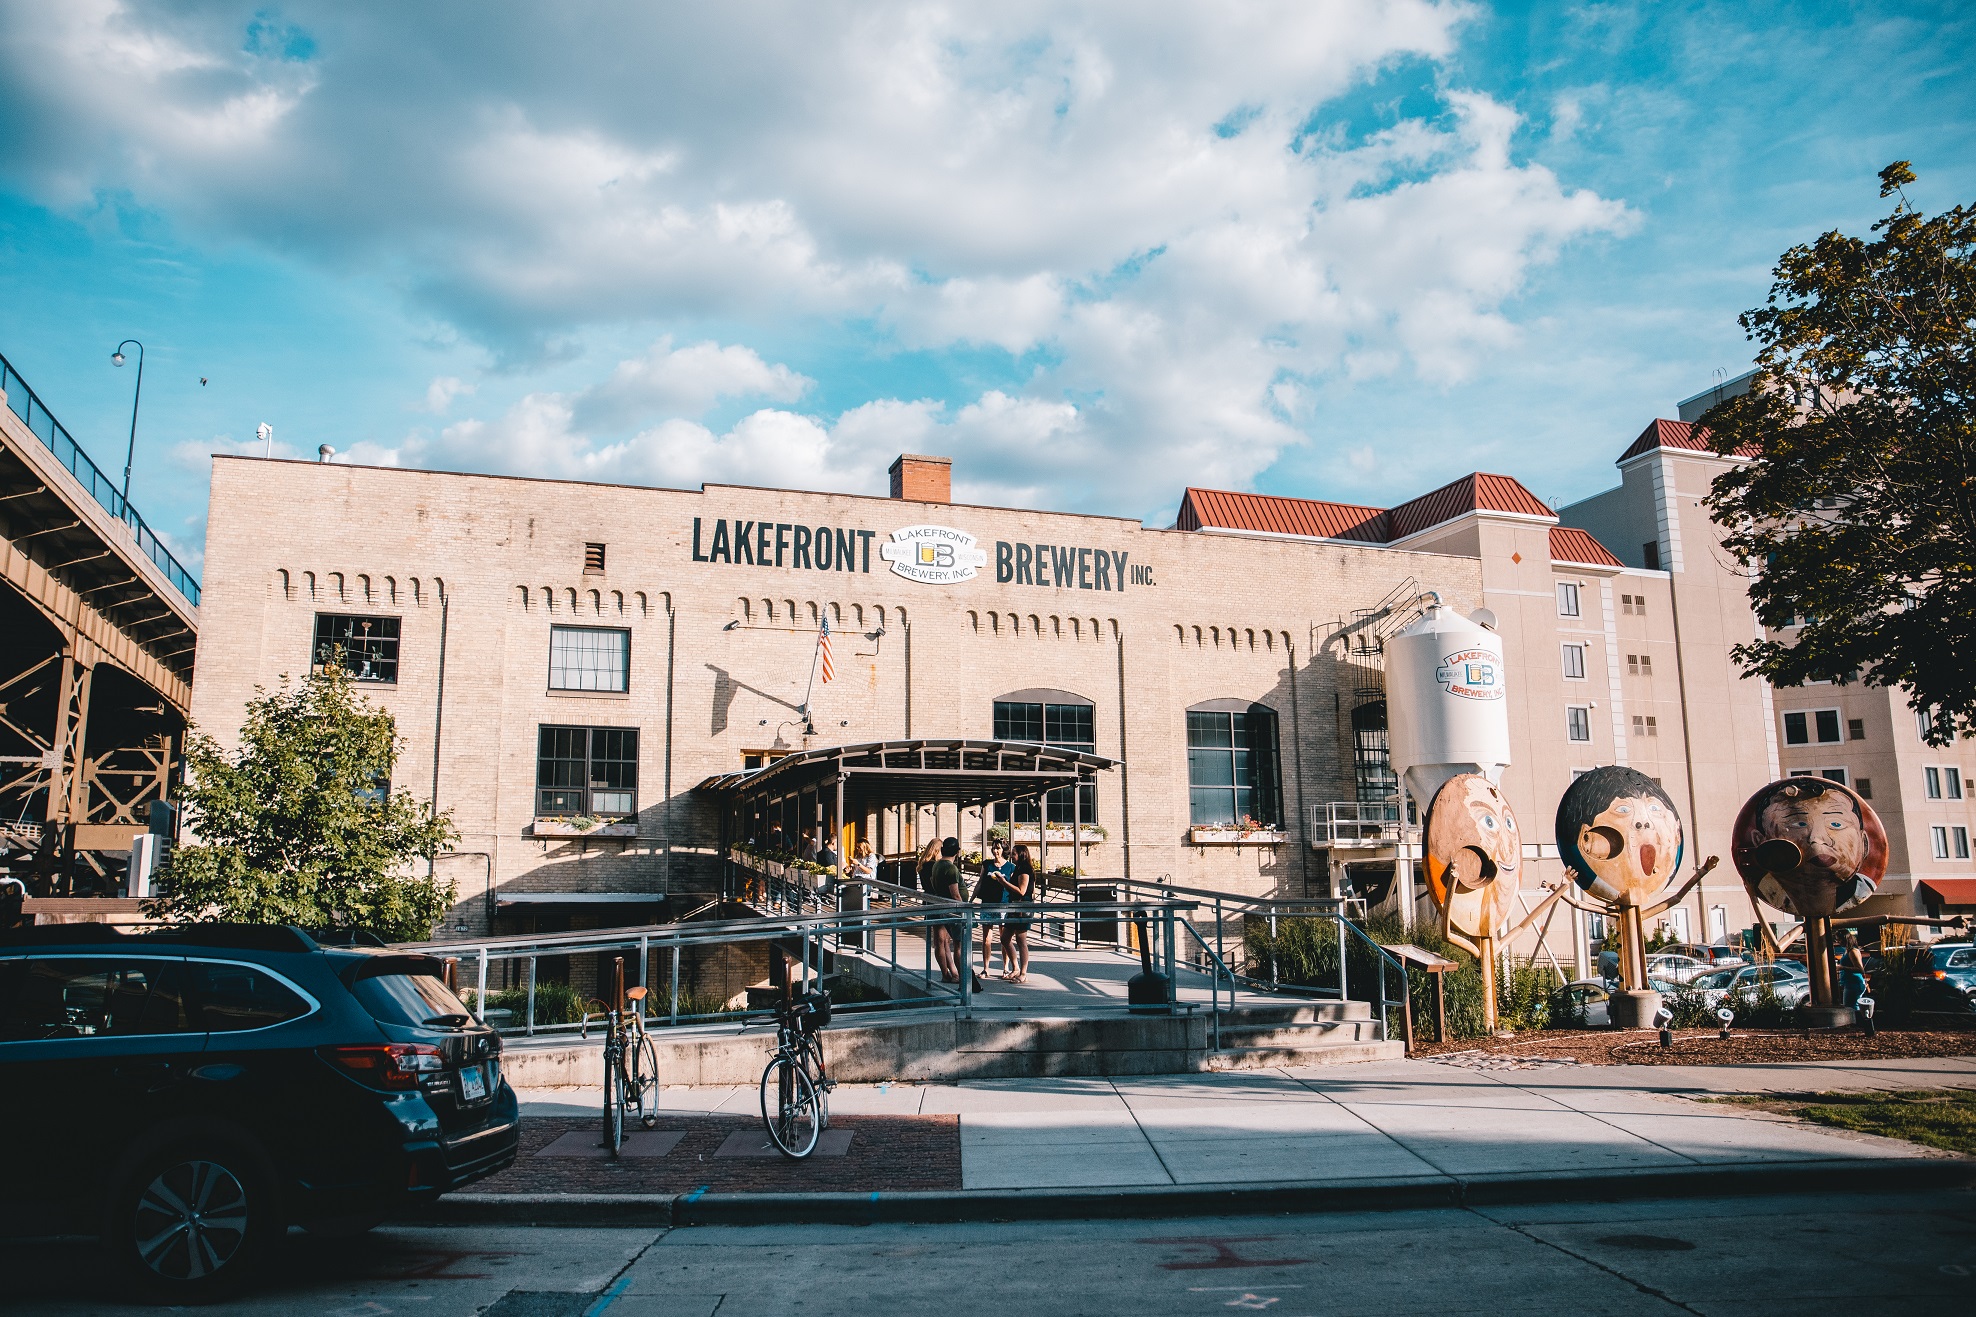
[
  {"xmin": 879, "ymin": 525, "xmax": 989, "ymax": 585},
  {"xmin": 1435, "ymin": 647, "xmax": 1504, "ymax": 701}
]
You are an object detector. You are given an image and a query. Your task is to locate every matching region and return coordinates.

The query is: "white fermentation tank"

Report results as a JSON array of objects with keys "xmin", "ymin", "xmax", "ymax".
[{"xmin": 1384, "ymin": 603, "xmax": 1513, "ymax": 813}]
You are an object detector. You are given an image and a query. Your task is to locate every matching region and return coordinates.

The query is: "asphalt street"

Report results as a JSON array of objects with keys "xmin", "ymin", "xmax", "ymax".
[{"xmin": 5, "ymin": 1188, "xmax": 1973, "ymax": 1316}]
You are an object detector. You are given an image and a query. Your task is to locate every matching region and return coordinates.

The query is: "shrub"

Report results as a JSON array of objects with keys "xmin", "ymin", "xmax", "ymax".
[{"xmin": 464, "ymin": 981, "xmax": 587, "ymax": 1026}]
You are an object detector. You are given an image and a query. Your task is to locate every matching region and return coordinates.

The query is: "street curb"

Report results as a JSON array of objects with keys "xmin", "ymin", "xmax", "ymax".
[{"xmin": 405, "ymin": 1157, "xmax": 1974, "ymax": 1229}]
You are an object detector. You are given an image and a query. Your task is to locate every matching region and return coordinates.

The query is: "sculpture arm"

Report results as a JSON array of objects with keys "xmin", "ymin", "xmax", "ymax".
[
  {"xmin": 1542, "ymin": 874, "xmax": 1605, "ymax": 915},
  {"xmin": 1498, "ymin": 883, "xmax": 1570, "ymax": 941},
  {"xmin": 1640, "ymin": 855, "xmax": 1720, "ymax": 920}
]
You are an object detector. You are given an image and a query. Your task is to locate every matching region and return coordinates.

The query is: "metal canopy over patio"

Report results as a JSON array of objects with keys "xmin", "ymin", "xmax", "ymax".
[{"xmin": 695, "ymin": 738, "xmax": 1121, "ymax": 877}]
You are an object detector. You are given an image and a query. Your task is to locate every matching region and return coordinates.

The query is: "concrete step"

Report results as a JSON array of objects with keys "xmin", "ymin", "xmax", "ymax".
[
  {"xmin": 1215, "ymin": 1019, "xmax": 1382, "ymax": 1048},
  {"xmin": 1218, "ymin": 999, "xmax": 1373, "ymax": 1026},
  {"xmin": 1208, "ymin": 1039, "xmax": 1406, "ymax": 1069}
]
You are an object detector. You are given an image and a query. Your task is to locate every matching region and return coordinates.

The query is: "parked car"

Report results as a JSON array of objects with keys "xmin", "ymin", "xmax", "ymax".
[
  {"xmin": 0, "ymin": 923, "xmax": 519, "ymax": 1301},
  {"xmin": 1556, "ymin": 978, "xmax": 1680, "ymax": 1027},
  {"xmin": 1911, "ymin": 942, "xmax": 1976, "ymax": 1013},
  {"xmin": 1662, "ymin": 943, "xmax": 1748, "ymax": 967},
  {"xmin": 1688, "ymin": 962, "xmax": 1811, "ymax": 1008},
  {"xmin": 1645, "ymin": 953, "xmax": 1715, "ymax": 985}
]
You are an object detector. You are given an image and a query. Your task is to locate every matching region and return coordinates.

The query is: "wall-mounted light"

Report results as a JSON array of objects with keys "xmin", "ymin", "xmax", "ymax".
[{"xmin": 723, "ymin": 620, "xmax": 741, "ymax": 631}]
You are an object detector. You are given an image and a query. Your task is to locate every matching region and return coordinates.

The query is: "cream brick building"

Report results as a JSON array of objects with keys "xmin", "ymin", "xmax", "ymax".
[{"xmin": 190, "ymin": 411, "xmax": 1974, "ymax": 972}]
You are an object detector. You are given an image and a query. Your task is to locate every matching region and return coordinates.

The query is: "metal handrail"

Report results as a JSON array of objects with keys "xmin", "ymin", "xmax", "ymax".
[{"xmin": 0, "ymin": 348, "xmax": 201, "ymax": 606}]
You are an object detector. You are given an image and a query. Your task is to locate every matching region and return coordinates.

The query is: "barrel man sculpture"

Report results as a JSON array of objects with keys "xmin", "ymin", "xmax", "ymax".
[
  {"xmin": 1731, "ymin": 776, "xmax": 1887, "ymax": 1027},
  {"xmin": 1547, "ymin": 766, "xmax": 1718, "ymax": 1027},
  {"xmin": 1421, "ymin": 772, "xmax": 1564, "ymax": 1032}
]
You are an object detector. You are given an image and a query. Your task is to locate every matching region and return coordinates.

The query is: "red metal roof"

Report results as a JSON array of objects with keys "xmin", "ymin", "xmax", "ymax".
[
  {"xmin": 1175, "ymin": 473, "xmax": 1554, "ymax": 544},
  {"xmin": 1174, "ymin": 488, "xmax": 1390, "ymax": 542},
  {"xmin": 1549, "ymin": 526, "xmax": 1623, "ymax": 567},
  {"xmin": 1619, "ymin": 418, "xmax": 1760, "ymax": 462},
  {"xmin": 1387, "ymin": 474, "xmax": 1553, "ymax": 540},
  {"xmin": 1918, "ymin": 879, "xmax": 1976, "ymax": 907}
]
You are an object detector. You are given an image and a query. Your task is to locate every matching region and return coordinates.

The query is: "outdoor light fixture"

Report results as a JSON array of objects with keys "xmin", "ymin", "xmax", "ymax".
[
  {"xmin": 1653, "ymin": 1004, "xmax": 1674, "ymax": 1050},
  {"xmin": 111, "ymin": 339, "xmax": 144, "ymax": 503},
  {"xmin": 1858, "ymin": 995, "xmax": 1876, "ymax": 1037},
  {"xmin": 723, "ymin": 620, "xmax": 741, "ymax": 630},
  {"xmin": 1715, "ymin": 1005, "xmax": 1734, "ymax": 1040}
]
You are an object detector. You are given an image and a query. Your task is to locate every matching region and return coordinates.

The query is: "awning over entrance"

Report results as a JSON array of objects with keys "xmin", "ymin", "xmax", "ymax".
[
  {"xmin": 695, "ymin": 738, "xmax": 1118, "ymax": 816},
  {"xmin": 1918, "ymin": 878, "xmax": 1976, "ymax": 908}
]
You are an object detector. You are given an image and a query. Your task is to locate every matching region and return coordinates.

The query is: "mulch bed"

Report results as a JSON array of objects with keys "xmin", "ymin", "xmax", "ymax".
[
  {"xmin": 472, "ymin": 1113, "xmax": 961, "ymax": 1195},
  {"xmin": 1410, "ymin": 1028, "xmax": 1976, "ymax": 1067}
]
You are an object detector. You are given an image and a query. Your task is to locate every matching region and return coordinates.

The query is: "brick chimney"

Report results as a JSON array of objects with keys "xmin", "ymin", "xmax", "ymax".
[{"xmin": 888, "ymin": 453, "xmax": 951, "ymax": 504}]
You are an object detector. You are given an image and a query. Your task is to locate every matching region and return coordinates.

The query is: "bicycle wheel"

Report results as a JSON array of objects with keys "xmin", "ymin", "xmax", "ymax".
[
  {"xmin": 627, "ymin": 1034, "xmax": 661, "ymax": 1129},
  {"xmin": 805, "ymin": 1036, "xmax": 831, "ymax": 1129},
  {"xmin": 603, "ymin": 1044, "xmax": 624, "ymax": 1156},
  {"xmin": 758, "ymin": 1054, "xmax": 821, "ymax": 1158}
]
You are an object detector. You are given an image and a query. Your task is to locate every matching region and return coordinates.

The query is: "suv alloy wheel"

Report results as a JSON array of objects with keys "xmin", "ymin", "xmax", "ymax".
[{"xmin": 109, "ymin": 1137, "xmax": 276, "ymax": 1301}]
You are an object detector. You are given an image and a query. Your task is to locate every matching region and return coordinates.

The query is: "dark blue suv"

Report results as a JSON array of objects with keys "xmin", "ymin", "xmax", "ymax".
[{"xmin": 0, "ymin": 923, "xmax": 518, "ymax": 1300}]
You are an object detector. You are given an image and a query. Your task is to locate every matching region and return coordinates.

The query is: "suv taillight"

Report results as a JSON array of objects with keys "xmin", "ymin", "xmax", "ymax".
[{"xmin": 321, "ymin": 1043, "xmax": 447, "ymax": 1091}]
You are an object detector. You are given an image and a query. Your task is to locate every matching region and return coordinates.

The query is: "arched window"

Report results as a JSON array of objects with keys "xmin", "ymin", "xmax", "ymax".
[
  {"xmin": 992, "ymin": 688, "xmax": 1096, "ymax": 826},
  {"xmin": 1185, "ymin": 700, "xmax": 1282, "ymax": 827}
]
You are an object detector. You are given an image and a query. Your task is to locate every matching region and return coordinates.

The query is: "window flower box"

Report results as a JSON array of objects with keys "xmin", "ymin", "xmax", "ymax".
[
  {"xmin": 1188, "ymin": 825, "xmax": 1288, "ymax": 846},
  {"xmin": 532, "ymin": 816, "xmax": 636, "ymax": 838},
  {"xmin": 987, "ymin": 824, "xmax": 1106, "ymax": 847}
]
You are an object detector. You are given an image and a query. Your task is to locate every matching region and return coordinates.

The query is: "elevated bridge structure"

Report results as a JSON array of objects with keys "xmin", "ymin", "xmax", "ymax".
[{"xmin": 0, "ymin": 350, "xmax": 198, "ymax": 895}]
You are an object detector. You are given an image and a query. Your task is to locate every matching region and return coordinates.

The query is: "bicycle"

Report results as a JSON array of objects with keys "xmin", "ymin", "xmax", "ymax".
[
  {"xmin": 584, "ymin": 959, "xmax": 660, "ymax": 1157},
  {"xmin": 759, "ymin": 987, "xmax": 835, "ymax": 1158}
]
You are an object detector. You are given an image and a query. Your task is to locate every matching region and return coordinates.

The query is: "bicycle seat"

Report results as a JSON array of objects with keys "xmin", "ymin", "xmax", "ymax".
[{"xmin": 625, "ymin": 986, "xmax": 647, "ymax": 1002}]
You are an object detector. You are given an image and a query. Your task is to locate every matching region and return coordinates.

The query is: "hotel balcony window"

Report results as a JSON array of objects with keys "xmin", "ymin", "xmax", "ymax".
[
  {"xmin": 1566, "ymin": 706, "xmax": 1592, "ymax": 743},
  {"xmin": 1185, "ymin": 703, "xmax": 1283, "ymax": 827},
  {"xmin": 549, "ymin": 626, "xmax": 630, "ymax": 693},
  {"xmin": 1556, "ymin": 582, "xmax": 1581, "ymax": 617},
  {"xmin": 313, "ymin": 614, "xmax": 400, "ymax": 683},
  {"xmin": 1926, "ymin": 767, "xmax": 1942, "ymax": 799},
  {"xmin": 1932, "ymin": 826, "xmax": 1950, "ymax": 861},
  {"xmin": 1958, "ymin": 827, "xmax": 1973, "ymax": 861},
  {"xmin": 1561, "ymin": 644, "xmax": 1586, "ymax": 680},
  {"xmin": 1949, "ymin": 768, "xmax": 1965, "ymax": 800},
  {"xmin": 1783, "ymin": 709, "xmax": 1841, "ymax": 745},
  {"xmin": 992, "ymin": 693, "xmax": 1095, "ymax": 825},
  {"xmin": 536, "ymin": 725, "xmax": 638, "ymax": 817}
]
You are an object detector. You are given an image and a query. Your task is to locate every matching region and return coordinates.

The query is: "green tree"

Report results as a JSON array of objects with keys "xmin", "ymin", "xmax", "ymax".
[
  {"xmin": 145, "ymin": 665, "xmax": 458, "ymax": 940},
  {"xmin": 1702, "ymin": 162, "xmax": 1976, "ymax": 745}
]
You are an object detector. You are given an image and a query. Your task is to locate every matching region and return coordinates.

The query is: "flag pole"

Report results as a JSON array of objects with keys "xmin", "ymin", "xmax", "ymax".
[{"xmin": 800, "ymin": 623, "xmax": 823, "ymax": 735}]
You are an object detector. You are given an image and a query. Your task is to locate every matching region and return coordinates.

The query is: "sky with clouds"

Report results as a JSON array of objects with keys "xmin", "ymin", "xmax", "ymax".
[{"xmin": 0, "ymin": 1, "xmax": 1970, "ymax": 575}]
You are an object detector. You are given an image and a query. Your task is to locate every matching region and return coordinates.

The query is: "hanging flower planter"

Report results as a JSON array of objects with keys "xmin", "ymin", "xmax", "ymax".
[
  {"xmin": 531, "ymin": 816, "xmax": 636, "ymax": 838},
  {"xmin": 1188, "ymin": 824, "xmax": 1287, "ymax": 846}
]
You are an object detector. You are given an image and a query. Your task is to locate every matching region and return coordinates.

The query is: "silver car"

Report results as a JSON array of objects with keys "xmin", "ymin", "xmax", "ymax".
[
  {"xmin": 1689, "ymin": 962, "xmax": 1810, "ymax": 1007},
  {"xmin": 1558, "ymin": 978, "xmax": 1680, "ymax": 1027},
  {"xmin": 1645, "ymin": 952, "xmax": 1715, "ymax": 985}
]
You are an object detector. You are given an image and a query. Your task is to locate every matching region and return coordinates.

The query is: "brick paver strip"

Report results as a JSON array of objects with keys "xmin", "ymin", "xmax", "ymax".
[
  {"xmin": 715, "ymin": 1128, "xmax": 854, "ymax": 1158},
  {"xmin": 476, "ymin": 1114, "xmax": 959, "ymax": 1194},
  {"xmin": 534, "ymin": 1130, "xmax": 686, "ymax": 1158}
]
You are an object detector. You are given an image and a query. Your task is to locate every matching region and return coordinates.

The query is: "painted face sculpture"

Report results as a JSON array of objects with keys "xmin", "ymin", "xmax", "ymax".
[
  {"xmin": 1555, "ymin": 765, "xmax": 1685, "ymax": 907},
  {"xmin": 1423, "ymin": 774, "xmax": 1522, "ymax": 939},
  {"xmin": 1732, "ymin": 777, "xmax": 1886, "ymax": 919}
]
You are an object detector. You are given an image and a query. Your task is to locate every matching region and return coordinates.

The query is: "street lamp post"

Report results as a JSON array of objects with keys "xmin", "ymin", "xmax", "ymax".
[{"xmin": 111, "ymin": 339, "xmax": 144, "ymax": 509}]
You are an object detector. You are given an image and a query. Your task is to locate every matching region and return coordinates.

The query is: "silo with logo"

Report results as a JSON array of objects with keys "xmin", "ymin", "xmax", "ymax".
[{"xmin": 1385, "ymin": 604, "xmax": 1513, "ymax": 816}]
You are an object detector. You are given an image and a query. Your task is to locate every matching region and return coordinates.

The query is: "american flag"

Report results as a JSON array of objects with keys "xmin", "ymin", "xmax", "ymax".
[{"xmin": 817, "ymin": 616, "xmax": 834, "ymax": 684}]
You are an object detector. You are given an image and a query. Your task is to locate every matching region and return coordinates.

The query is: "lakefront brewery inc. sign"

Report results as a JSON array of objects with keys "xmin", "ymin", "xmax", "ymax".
[{"xmin": 689, "ymin": 515, "xmax": 1152, "ymax": 591}]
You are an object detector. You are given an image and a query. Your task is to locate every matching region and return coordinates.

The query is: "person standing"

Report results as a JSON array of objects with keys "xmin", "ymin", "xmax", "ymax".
[
  {"xmin": 932, "ymin": 837, "xmax": 983, "ymax": 994},
  {"xmin": 915, "ymin": 840, "xmax": 955, "ymax": 982},
  {"xmin": 1002, "ymin": 845, "xmax": 1036, "ymax": 983},
  {"xmin": 849, "ymin": 839, "xmax": 878, "ymax": 885},
  {"xmin": 1837, "ymin": 929, "xmax": 1868, "ymax": 1008}
]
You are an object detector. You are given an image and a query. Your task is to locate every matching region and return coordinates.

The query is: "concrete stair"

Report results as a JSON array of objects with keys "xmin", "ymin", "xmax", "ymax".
[{"xmin": 1207, "ymin": 1000, "xmax": 1406, "ymax": 1069}]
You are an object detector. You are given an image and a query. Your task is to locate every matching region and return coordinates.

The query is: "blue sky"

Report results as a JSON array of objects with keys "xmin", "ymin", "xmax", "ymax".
[{"xmin": 0, "ymin": 2, "xmax": 1969, "ymax": 579}]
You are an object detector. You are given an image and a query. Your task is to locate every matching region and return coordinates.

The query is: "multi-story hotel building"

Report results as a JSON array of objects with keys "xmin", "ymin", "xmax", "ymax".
[{"xmin": 187, "ymin": 399, "xmax": 1976, "ymax": 972}]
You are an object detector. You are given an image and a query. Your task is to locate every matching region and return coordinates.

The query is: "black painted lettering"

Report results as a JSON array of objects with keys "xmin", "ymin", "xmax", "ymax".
[
  {"xmin": 813, "ymin": 527, "xmax": 833, "ymax": 571},
  {"xmin": 1016, "ymin": 542, "xmax": 1033, "ymax": 585},
  {"xmin": 1112, "ymin": 550, "xmax": 1128, "ymax": 590},
  {"xmin": 734, "ymin": 520, "xmax": 754, "ymax": 564},
  {"xmin": 858, "ymin": 529, "xmax": 875, "ymax": 572},
  {"xmin": 1076, "ymin": 547, "xmax": 1092, "ymax": 589},
  {"xmin": 996, "ymin": 540, "xmax": 1014, "ymax": 583},
  {"xmin": 1094, "ymin": 549, "xmax": 1112, "ymax": 590},
  {"xmin": 835, "ymin": 528, "xmax": 855, "ymax": 572},
  {"xmin": 792, "ymin": 525, "xmax": 813, "ymax": 569},
  {"xmin": 774, "ymin": 523, "xmax": 790, "ymax": 567},
  {"xmin": 711, "ymin": 519, "xmax": 732, "ymax": 564},
  {"xmin": 1052, "ymin": 545, "xmax": 1075, "ymax": 588},
  {"xmin": 756, "ymin": 521, "xmax": 772, "ymax": 565}
]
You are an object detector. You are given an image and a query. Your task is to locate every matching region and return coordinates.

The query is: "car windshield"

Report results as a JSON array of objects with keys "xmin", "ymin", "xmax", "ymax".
[
  {"xmin": 1693, "ymin": 968, "xmax": 1738, "ymax": 990},
  {"xmin": 352, "ymin": 971, "xmax": 472, "ymax": 1027}
]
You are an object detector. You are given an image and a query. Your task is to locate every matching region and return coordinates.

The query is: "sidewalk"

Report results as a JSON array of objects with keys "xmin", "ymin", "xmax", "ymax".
[{"xmin": 438, "ymin": 1056, "xmax": 1976, "ymax": 1223}]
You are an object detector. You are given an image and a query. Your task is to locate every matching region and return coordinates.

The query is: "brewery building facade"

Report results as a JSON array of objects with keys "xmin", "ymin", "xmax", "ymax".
[{"xmin": 189, "ymin": 403, "xmax": 1976, "ymax": 973}]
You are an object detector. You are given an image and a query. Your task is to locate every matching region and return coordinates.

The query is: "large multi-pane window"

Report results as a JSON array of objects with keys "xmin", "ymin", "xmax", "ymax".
[
  {"xmin": 536, "ymin": 725, "xmax": 639, "ymax": 816},
  {"xmin": 549, "ymin": 626, "xmax": 630, "ymax": 692},
  {"xmin": 993, "ymin": 695, "xmax": 1095, "ymax": 825},
  {"xmin": 314, "ymin": 614, "xmax": 400, "ymax": 683},
  {"xmin": 1185, "ymin": 704, "xmax": 1283, "ymax": 827}
]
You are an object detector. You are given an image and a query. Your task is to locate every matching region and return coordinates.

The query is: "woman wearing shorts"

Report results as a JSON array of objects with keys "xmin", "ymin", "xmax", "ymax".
[{"xmin": 1002, "ymin": 846, "xmax": 1036, "ymax": 982}]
